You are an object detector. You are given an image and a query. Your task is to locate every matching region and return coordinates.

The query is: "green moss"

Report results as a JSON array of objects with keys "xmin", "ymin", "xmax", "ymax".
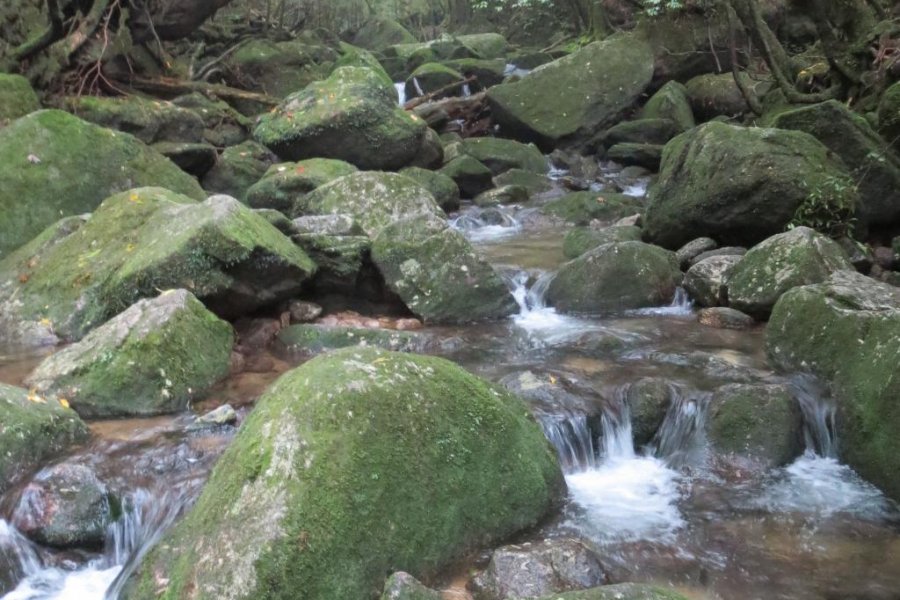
[
  {"xmin": 439, "ymin": 155, "xmax": 494, "ymax": 198},
  {"xmin": 461, "ymin": 137, "xmax": 548, "ymax": 176},
  {"xmin": 123, "ymin": 347, "xmax": 565, "ymax": 600},
  {"xmin": 456, "ymin": 34, "xmax": 508, "ymax": 59},
  {"xmin": 246, "ymin": 158, "xmax": 358, "ymax": 214},
  {"xmin": 563, "ymin": 225, "xmax": 642, "ymax": 259},
  {"xmin": 202, "ymin": 140, "xmax": 276, "ymax": 201},
  {"xmin": 277, "ymin": 324, "xmax": 424, "ymax": 354},
  {"xmin": 65, "ymin": 95, "xmax": 205, "ymax": 145},
  {"xmin": 0, "ymin": 73, "xmax": 40, "ymax": 120},
  {"xmin": 405, "ymin": 63, "xmax": 464, "ymax": 99},
  {"xmin": 492, "ymin": 169, "xmax": 553, "ymax": 195},
  {"xmin": 225, "ymin": 39, "xmax": 336, "ymax": 99},
  {"xmin": 335, "ymin": 43, "xmax": 393, "ymax": 87},
  {"xmin": 640, "ymin": 81, "xmax": 695, "ymax": 131},
  {"xmin": 399, "ymin": 167, "xmax": 461, "ymax": 213},
  {"xmin": 542, "ymin": 192, "xmax": 641, "ymax": 225}
]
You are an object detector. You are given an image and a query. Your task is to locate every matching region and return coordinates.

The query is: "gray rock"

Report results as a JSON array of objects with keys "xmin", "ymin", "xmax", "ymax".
[
  {"xmin": 675, "ymin": 237, "xmax": 717, "ymax": 270},
  {"xmin": 697, "ymin": 307, "xmax": 755, "ymax": 330},
  {"xmin": 381, "ymin": 572, "xmax": 441, "ymax": 600},
  {"xmin": 288, "ymin": 300, "xmax": 323, "ymax": 323},
  {"xmin": 194, "ymin": 404, "xmax": 238, "ymax": 427},
  {"xmin": 683, "ymin": 255, "xmax": 742, "ymax": 308},
  {"xmin": 626, "ymin": 378, "xmax": 676, "ymax": 446}
]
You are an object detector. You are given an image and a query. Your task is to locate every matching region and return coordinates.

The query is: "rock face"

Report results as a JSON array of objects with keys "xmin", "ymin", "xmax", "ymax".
[
  {"xmin": 472, "ymin": 539, "xmax": 608, "ymax": 600},
  {"xmin": 0, "ymin": 110, "xmax": 204, "ymax": 256},
  {"xmin": 25, "ymin": 290, "xmax": 234, "ymax": 418},
  {"xmin": 254, "ymin": 67, "xmax": 427, "ymax": 170},
  {"xmin": 0, "ymin": 383, "xmax": 89, "ymax": 496},
  {"xmin": 767, "ymin": 271, "xmax": 900, "ymax": 500},
  {"xmin": 643, "ymin": 122, "xmax": 856, "ymax": 249},
  {"xmin": 246, "ymin": 158, "xmax": 358, "ymax": 215},
  {"xmin": 0, "ymin": 188, "xmax": 315, "ymax": 347},
  {"xmin": 547, "ymin": 242, "xmax": 682, "ymax": 314},
  {"xmin": 0, "ymin": 74, "xmax": 40, "ymax": 121},
  {"xmin": 123, "ymin": 347, "xmax": 565, "ymax": 600},
  {"xmin": 487, "ymin": 35, "xmax": 653, "ymax": 149},
  {"xmin": 727, "ymin": 227, "xmax": 852, "ymax": 318}
]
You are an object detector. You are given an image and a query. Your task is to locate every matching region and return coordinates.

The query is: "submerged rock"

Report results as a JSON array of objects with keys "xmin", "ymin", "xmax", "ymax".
[
  {"xmin": 123, "ymin": 347, "xmax": 565, "ymax": 600},
  {"xmin": 698, "ymin": 307, "xmax": 755, "ymax": 330},
  {"xmin": 277, "ymin": 324, "xmax": 427, "ymax": 354}
]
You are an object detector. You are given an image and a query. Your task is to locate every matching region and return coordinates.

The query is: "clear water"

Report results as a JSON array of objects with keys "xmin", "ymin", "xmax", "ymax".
[{"xmin": 394, "ymin": 82, "xmax": 406, "ymax": 106}]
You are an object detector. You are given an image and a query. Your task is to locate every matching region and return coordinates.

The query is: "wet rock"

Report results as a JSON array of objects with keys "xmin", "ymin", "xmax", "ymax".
[
  {"xmin": 547, "ymin": 241, "xmax": 682, "ymax": 314},
  {"xmin": 0, "ymin": 189, "xmax": 315, "ymax": 346},
  {"xmin": 462, "ymin": 137, "xmax": 548, "ymax": 176},
  {"xmin": 288, "ymin": 300, "xmax": 323, "ymax": 323},
  {"xmin": 626, "ymin": 379, "xmax": 676, "ymax": 446},
  {"xmin": 406, "ymin": 62, "xmax": 464, "ymax": 100},
  {"xmin": 246, "ymin": 158, "xmax": 358, "ymax": 215},
  {"xmin": 493, "ymin": 169, "xmax": 554, "ymax": 195},
  {"xmin": 640, "ymin": 81, "xmax": 695, "ymax": 132},
  {"xmin": 563, "ymin": 225, "xmax": 642, "ymax": 259},
  {"xmin": 472, "ymin": 538, "xmax": 608, "ymax": 600},
  {"xmin": 255, "ymin": 67, "xmax": 427, "ymax": 170},
  {"xmin": 708, "ymin": 383, "xmax": 803, "ymax": 468},
  {"xmin": 234, "ymin": 317, "xmax": 282, "ymax": 351},
  {"xmin": 643, "ymin": 122, "xmax": 856, "ymax": 249},
  {"xmin": 381, "ymin": 572, "xmax": 441, "ymax": 600},
  {"xmin": 697, "ymin": 307, "xmax": 755, "ymax": 330},
  {"xmin": 475, "ymin": 185, "xmax": 529, "ymax": 207},
  {"xmin": 400, "ymin": 167, "xmax": 461, "ymax": 212},
  {"xmin": 0, "ymin": 384, "xmax": 89, "ymax": 496},
  {"xmin": 675, "ymin": 238, "xmax": 717, "ymax": 270},
  {"xmin": 440, "ymin": 155, "xmax": 495, "ymax": 198},
  {"xmin": 292, "ymin": 214, "xmax": 359, "ymax": 236},
  {"xmin": 727, "ymin": 227, "xmax": 853, "ymax": 319},
  {"xmin": 11, "ymin": 463, "xmax": 113, "ymax": 548},
  {"xmin": 606, "ymin": 143, "xmax": 663, "ymax": 171},
  {"xmin": 25, "ymin": 290, "xmax": 234, "ymax": 418},
  {"xmin": 499, "ymin": 370, "xmax": 598, "ymax": 415},
  {"xmin": 542, "ymin": 192, "xmax": 642, "ymax": 226},
  {"xmin": 202, "ymin": 140, "xmax": 278, "ymax": 201},
  {"xmin": 0, "ymin": 110, "xmax": 204, "ymax": 256},
  {"xmin": 767, "ymin": 270, "xmax": 900, "ymax": 500},
  {"xmin": 277, "ymin": 324, "xmax": 427, "ymax": 354},
  {"xmin": 0, "ymin": 74, "xmax": 40, "ymax": 121},
  {"xmin": 124, "ymin": 347, "xmax": 565, "ymax": 600},
  {"xmin": 194, "ymin": 404, "xmax": 238, "ymax": 427},
  {"xmin": 487, "ymin": 35, "xmax": 653, "ymax": 150},
  {"xmin": 66, "ymin": 96, "xmax": 205, "ymax": 145},
  {"xmin": 683, "ymin": 255, "xmax": 742, "ymax": 308},
  {"xmin": 684, "ymin": 73, "xmax": 760, "ymax": 120}
]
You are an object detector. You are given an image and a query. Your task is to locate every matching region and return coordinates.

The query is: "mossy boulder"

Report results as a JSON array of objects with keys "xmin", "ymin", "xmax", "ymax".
[
  {"xmin": 123, "ymin": 347, "xmax": 565, "ymax": 600},
  {"xmin": 474, "ymin": 185, "xmax": 528, "ymax": 208},
  {"xmin": 877, "ymin": 81, "xmax": 900, "ymax": 152},
  {"xmin": 643, "ymin": 122, "xmax": 857, "ymax": 249},
  {"xmin": 767, "ymin": 271, "xmax": 900, "ymax": 500},
  {"xmin": 0, "ymin": 73, "xmax": 40, "ymax": 121},
  {"xmin": 0, "ymin": 188, "xmax": 315, "ymax": 346},
  {"xmin": 605, "ymin": 119, "xmax": 680, "ymax": 146},
  {"xmin": 406, "ymin": 63, "xmax": 464, "ymax": 99},
  {"xmin": 65, "ymin": 96, "xmax": 205, "ymax": 145},
  {"xmin": 640, "ymin": 81, "xmax": 695, "ymax": 132},
  {"xmin": 399, "ymin": 167, "xmax": 461, "ymax": 213},
  {"xmin": 546, "ymin": 241, "xmax": 682, "ymax": 314},
  {"xmin": 445, "ymin": 58, "xmax": 507, "ymax": 89},
  {"xmin": 24, "ymin": 290, "xmax": 233, "ymax": 418},
  {"xmin": 202, "ymin": 140, "xmax": 278, "ymax": 201},
  {"xmin": 0, "ymin": 383, "xmax": 89, "ymax": 496},
  {"xmin": 684, "ymin": 73, "xmax": 759, "ymax": 121},
  {"xmin": 626, "ymin": 378, "xmax": 676, "ymax": 447},
  {"xmin": 635, "ymin": 10, "xmax": 733, "ymax": 84},
  {"xmin": 254, "ymin": 67, "xmax": 427, "ymax": 170},
  {"xmin": 0, "ymin": 110, "xmax": 204, "ymax": 257},
  {"xmin": 563, "ymin": 225, "xmax": 642, "ymax": 259},
  {"xmin": 277, "ymin": 324, "xmax": 427, "ymax": 354},
  {"xmin": 727, "ymin": 227, "xmax": 852, "ymax": 318},
  {"xmin": 457, "ymin": 33, "xmax": 509, "ymax": 59},
  {"xmin": 607, "ymin": 143, "xmax": 663, "ymax": 171},
  {"xmin": 543, "ymin": 192, "xmax": 642, "ymax": 226},
  {"xmin": 462, "ymin": 137, "xmax": 548, "ymax": 175},
  {"xmin": 771, "ymin": 100, "xmax": 900, "ymax": 228},
  {"xmin": 223, "ymin": 38, "xmax": 337, "ymax": 98},
  {"xmin": 246, "ymin": 158, "xmax": 358, "ymax": 214},
  {"xmin": 440, "ymin": 155, "xmax": 495, "ymax": 198},
  {"xmin": 372, "ymin": 215, "xmax": 517, "ymax": 324},
  {"xmin": 171, "ymin": 92, "xmax": 253, "ymax": 147},
  {"xmin": 683, "ymin": 255, "xmax": 742, "ymax": 308},
  {"xmin": 335, "ymin": 43, "xmax": 394, "ymax": 87},
  {"xmin": 493, "ymin": 169, "xmax": 553, "ymax": 195},
  {"xmin": 708, "ymin": 383, "xmax": 803, "ymax": 468},
  {"xmin": 487, "ymin": 35, "xmax": 653, "ymax": 149},
  {"xmin": 352, "ymin": 17, "xmax": 417, "ymax": 50}
]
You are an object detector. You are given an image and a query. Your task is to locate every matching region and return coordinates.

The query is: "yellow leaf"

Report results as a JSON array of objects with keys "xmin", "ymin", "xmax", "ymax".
[
  {"xmin": 39, "ymin": 318, "xmax": 52, "ymax": 327},
  {"xmin": 59, "ymin": 398, "xmax": 70, "ymax": 409},
  {"xmin": 27, "ymin": 389, "xmax": 46, "ymax": 404}
]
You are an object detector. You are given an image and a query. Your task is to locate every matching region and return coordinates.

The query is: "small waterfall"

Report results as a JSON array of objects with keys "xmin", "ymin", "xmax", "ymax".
[
  {"xmin": 0, "ymin": 520, "xmax": 41, "ymax": 583},
  {"xmin": 394, "ymin": 82, "xmax": 407, "ymax": 106},
  {"xmin": 462, "ymin": 83, "xmax": 472, "ymax": 97},
  {"xmin": 538, "ymin": 414, "xmax": 596, "ymax": 472},
  {"xmin": 600, "ymin": 393, "xmax": 635, "ymax": 460},
  {"xmin": 651, "ymin": 390, "xmax": 708, "ymax": 468},
  {"xmin": 791, "ymin": 375, "xmax": 837, "ymax": 458},
  {"xmin": 628, "ymin": 287, "xmax": 694, "ymax": 317},
  {"xmin": 450, "ymin": 207, "xmax": 521, "ymax": 241}
]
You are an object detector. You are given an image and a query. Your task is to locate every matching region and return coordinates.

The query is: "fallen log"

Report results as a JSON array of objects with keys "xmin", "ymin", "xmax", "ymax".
[
  {"xmin": 118, "ymin": 76, "xmax": 279, "ymax": 109},
  {"xmin": 402, "ymin": 76, "xmax": 478, "ymax": 110}
]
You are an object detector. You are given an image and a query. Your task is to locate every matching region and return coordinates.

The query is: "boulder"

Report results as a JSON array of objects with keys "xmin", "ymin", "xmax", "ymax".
[
  {"xmin": 462, "ymin": 137, "xmax": 548, "ymax": 175},
  {"xmin": 406, "ymin": 63, "xmax": 465, "ymax": 99},
  {"xmin": 123, "ymin": 347, "xmax": 565, "ymax": 600},
  {"xmin": 0, "ymin": 383, "xmax": 88, "ymax": 496},
  {"xmin": 445, "ymin": 58, "xmax": 507, "ymax": 89},
  {"xmin": 131, "ymin": 0, "xmax": 230, "ymax": 41},
  {"xmin": 771, "ymin": 100, "xmax": 900, "ymax": 228},
  {"xmin": 0, "ymin": 110, "xmax": 204, "ymax": 256},
  {"xmin": 684, "ymin": 73, "xmax": 758, "ymax": 120},
  {"xmin": 457, "ymin": 33, "xmax": 509, "ymax": 59},
  {"xmin": 606, "ymin": 143, "xmax": 663, "ymax": 171},
  {"xmin": 708, "ymin": 383, "xmax": 803, "ymax": 468},
  {"xmin": 546, "ymin": 242, "xmax": 682, "ymax": 314},
  {"xmin": 202, "ymin": 140, "xmax": 278, "ymax": 201},
  {"xmin": 626, "ymin": 378, "xmax": 676, "ymax": 446},
  {"xmin": 153, "ymin": 141, "xmax": 218, "ymax": 177},
  {"xmin": 683, "ymin": 255, "xmax": 742, "ymax": 308},
  {"xmin": 605, "ymin": 119, "xmax": 680, "ymax": 146},
  {"xmin": 543, "ymin": 192, "xmax": 642, "ymax": 226},
  {"xmin": 697, "ymin": 307, "xmax": 755, "ymax": 330},
  {"xmin": 563, "ymin": 225, "xmax": 642, "ymax": 259},
  {"xmin": 222, "ymin": 38, "xmax": 337, "ymax": 99},
  {"xmin": 399, "ymin": 167, "xmax": 461, "ymax": 213},
  {"xmin": 877, "ymin": 81, "xmax": 900, "ymax": 152},
  {"xmin": 635, "ymin": 11, "xmax": 734, "ymax": 83},
  {"xmin": 335, "ymin": 44, "xmax": 394, "ymax": 88},
  {"xmin": 0, "ymin": 73, "xmax": 40, "ymax": 121},
  {"xmin": 25, "ymin": 290, "xmax": 234, "ymax": 418},
  {"xmin": 65, "ymin": 96, "xmax": 205, "ymax": 145},
  {"xmin": 675, "ymin": 238, "xmax": 717, "ymax": 270},
  {"xmin": 254, "ymin": 67, "xmax": 427, "ymax": 170},
  {"xmin": 493, "ymin": 169, "xmax": 553, "ymax": 195},
  {"xmin": 487, "ymin": 35, "xmax": 653, "ymax": 149},
  {"xmin": 352, "ymin": 17, "xmax": 417, "ymax": 50},
  {"xmin": 767, "ymin": 271, "xmax": 900, "ymax": 500},
  {"xmin": 474, "ymin": 185, "xmax": 529, "ymax": 208},
  {"xmin": 0, "ymin": 188, "xmax": 315, "ymax": 346},
  {"xmin": 440, "ymin": 155, "xmax": 495, "ymax": 198},
  {"xmin": 640, "ymin": 81, "xmax": 695, "ymax": 132},
  {"xmin": 381, "ymin": 573, "xmax": 441, "ymax": 600},
  {"xmin": 727, "ymin": 227, "xmax": 852, "ymax": 318},
  {"xmin": 171, "ymin": 92, "xmax": 253, "ymax": 148},
  {"xmin": 277, "ymin": 324, "xmax": 427, "ymax": 354},
  {"xmin": 643, "ymin": 122, "xmax": 857, "ymax": 249},
  {"xmin": 246, "ymin": 159, "xmax": 358, "ymax": 215}
]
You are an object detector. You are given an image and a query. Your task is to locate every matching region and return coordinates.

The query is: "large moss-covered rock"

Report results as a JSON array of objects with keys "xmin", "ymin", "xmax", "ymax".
[
  {"xmin": 605, "ymin": 119, "xmax": 680, "ymax": 146},
  {"xmin": 0, "ymin": 188, "xmax": 315, "ymax": 346},
  {"xmin": 684, "ymin": 73, "xmax": 758, "ymax": 120},
  {"xmin": 487, "ymin": 34, "xmax": 653, "ymax": 149},
  {"xmin": 65, "ymin": 95, "xmax": 205, "ymax": 145},
  {"xmin": 0, "ymin": 383, "xmax": 89, "ymax": 496},
  {"xmin": 399, "ymin": 167, "xmax": 461, "ymax": 212},
  {"xmin": 223, "ymin": 38, "xmax": 337, "ymax": 99},
  {"xmin": 440, "ymin": 155, "xmax": 494, "ymax": 198},
  {"xmin": 543, "ymin": 192, "xmax": 642, "ymax": 226},
  {"xmin": 25, "ymin": 290, "xmax": 233, "ymax": 418},
  {"xmin": 727, "ymin": 227, "xmax": 852, "ymax": 318},
  {"xmin": 767, "ymin": 271, "xmax": 900, "ymax": 500},
  {"xmin": 607, "ymin": 143, "xmax": 663, "ymax": 171},
  {"xmin": 372, "ymin": 215, "xmax": 517, "ymax": 323},
  {"xmin": 352, "ymin": 17, "xmax": 417, "ymax": 50},
  {"xmin": 457, "ymin": 33, "xmax": 508, "ymax": 59},
  {"xmin": 0, "ymin": 110, "xmax": 204, "ymax": 257},
  {"xmin": 877, "ymin": 81, "xmax": 900, "ymax": 152},
  {"xmin": 0, "ymin": 73, "xmax": 40, "ymax": 121},
  {"xmin": 246, "ymin": 158, "xmax": 358, "ymax": 214},
  {"xmin": 771, "ymin": 100, "xmax": 900, "ymax": 228},
  {"xmin": 563, "ymin": 225, "xmax": 642, "ymax": 259},
  {"xmin": 640, "ymin": 81, "xmax": 695, "ymax": 132},
  {"xmin": 643, "ymin": 122, "xmax": 856, "ymax": 249},
  {"xmin": 202, "ymin": 140, "xmax": 278, "ymax": 201},
  {"xmin": 172, "ymin": 92, "xmax": 253, "ymax": 147},
  {"xmin": 405, "ymin": 62, "xmax": 464, "ymax": 99},
  {"xmin": 335, "ymin": 43, "xmax": 394, "ymax": 88},
  {"xmin": 546, "ymin": 241, "xmax": 682, "ymax": 314},
  {"xmin": 462, "ymin": 137, "xmax": 548, "ymax": 175},
  {"xmin": 123, "ymin": 347, "xmax": 565, "ymax": 600},
  {"xmin": 254, "ymin": 67, "xmax": 427, "ymax": 170}
]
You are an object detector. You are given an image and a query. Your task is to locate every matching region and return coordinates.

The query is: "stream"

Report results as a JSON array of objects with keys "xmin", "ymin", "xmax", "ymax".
[{"xmin": 2, "ymin": 164, "xmax": 900, "ymax": 600}]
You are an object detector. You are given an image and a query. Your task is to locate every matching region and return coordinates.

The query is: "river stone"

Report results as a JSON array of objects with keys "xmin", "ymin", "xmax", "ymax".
[
  {"xmin": 643, "ymin": 122, "xmax": 857, "ymax": 249},
  {"xmin": 11, "ymin": 463, "xmax": 112, "ymax": 548},
  {"xmin": 727, "ymin": 227, "xmax": 853, "ymax": 319},
  {"xmin": 0, "ymin": 383, "xmax": 89, "ymax": 496},
  {"xmin": 25, "ymin": 290, "xmax": 233, "ymax": 418},
  {"xmin": 0, "ymin": 74, "xmax": 40, "ymax": 121},
  {"xmin": 0, "ymin": 110, "xmax": 204, "ymax": 257},
  {"xmin": 472, "ymin": 538, "xmax": 608, "ymax": 600},
  {"xmin": 440, "ymin": 155, "xmax": 495, "ymax": 198},
  {"xmin": 626, "ymin": 378, "xmax": 676, "ymax": 446},
  {"xmin": 474, "ymin": 185, "xmax": 529, "ymax": 208},
  {"xmin": 698, "ymin": 307, "xmax": 756, "ymax": 330},
  {"xmin": 708, "ymin": 383, "xmax": 803, "ymax": 468},
  {"xmin": 683, "ymin": 255, "xmax": 742, "ymax": 308},
  {"xmin": 462, "ymin": 137, "xmax": 548, "ymax": 175},
  {"xmin": 254, "ymin": 67, "xmax": 427, "ymax": 170},
  {"xmin": 277, "ymin": 324, "xmax": 427, "ymax": 354},
  {"xmin": 767, "ymin": 271, "xmax": 900, "ymax": 500},
  {"xmin": 676, "ymin": 238, "xmax": 717, "ymax": 270},
  {"xmin": 371, "ymin": 215, "xmax": 517, "ymax": 324},
  {"xmin": 542, "ymin": 192, "xmax": 642, "ymax": 226},
  {"xmin": 563, "ymin": 225, "xmax": 643, "ymax": 259},
  {"xmin": 0, "ymin": 188, "xmax": 315, "ymax": 347},
  {"xmin": 690, "ymin": 247, "xmax": 746, "ymax": 267},
  {"xmin": 122, "ymin": 347, "xmax": 565, "ymax": 600},
  {"xmin": 546, "ymin": 241, "xmax": 682, "ymax": 314},
  {"xmin": 399, "ymin": 167, "xmax": 461, "ymax": 213},
  {"xmin": 534, "ymin": 584, "xmax": 690, "ymax": 600},
  {"xmin": 202, "ymin": 140, "xmax": 278, "ymax": 201},
  {"xmin": 380, "ymin": 572, "xmax": 441, "ymax": 600},
  {"xmin": 65, "ymin": 95, "xmax": 205, "ymax": 145},
  {"xmin": 771, "ymin": 100, "xmax": 900, "ymax": 228},
  {"xmin": 684, "ymin": 73, "xmax": 755, "ymax": 120},
  {"xmin": 499, "ymin": 370, "xmax": 598, "ymax": 416},
  {"xmin": 493, "ymin": 168, "xmax": 554, "ymax": 195},
  {"xmin": 487, "ymin": 34, "xmax": 653, "ymax": 150},
  {"xmin": 640, "ymin": 81, "xmax": 695, "ymax": 132},
  {"xmin": 246, "ymin": 158, "xmax": 358, "ymax": 215}
]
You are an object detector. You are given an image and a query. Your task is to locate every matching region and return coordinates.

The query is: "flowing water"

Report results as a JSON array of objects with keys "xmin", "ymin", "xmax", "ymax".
[{"xmin": 2, "ymin": 164, "xmax": 900, "ymax": 599}]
